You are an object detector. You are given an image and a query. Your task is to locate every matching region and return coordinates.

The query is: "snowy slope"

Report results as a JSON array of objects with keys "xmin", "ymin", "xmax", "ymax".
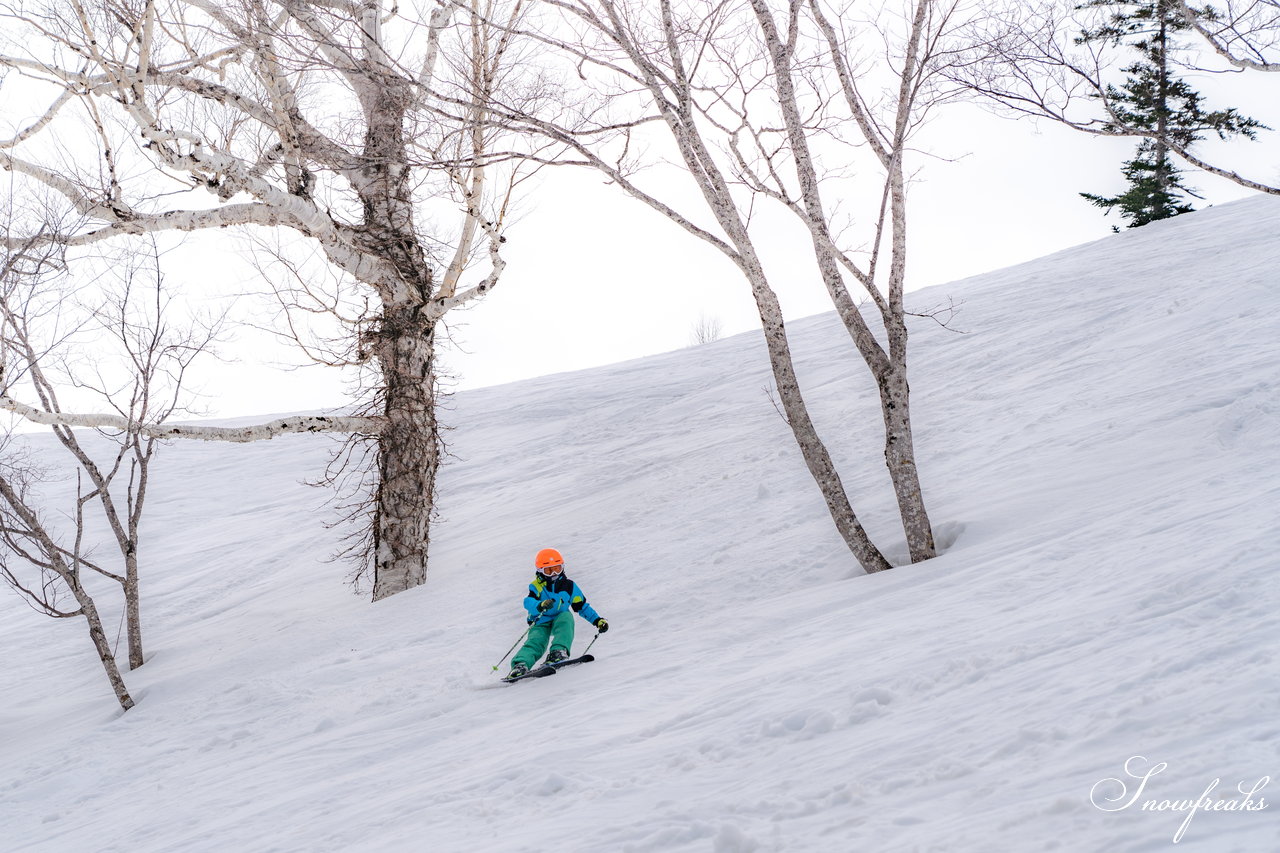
[{"xmin": 2, "ymin": 196, "xmax": 1279, "ymax": 852}]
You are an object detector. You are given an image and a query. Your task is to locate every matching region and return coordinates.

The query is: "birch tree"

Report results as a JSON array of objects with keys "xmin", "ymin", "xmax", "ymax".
[
  {"xmin": 0, "ymin": 450, "xmax": 138, "ymax": 710},
  {"xmin": 0, "ymin": 241, "xmax": 224, "ymax": 673},
  {"xmin": 459, "ymin": 0, "xmax": 973, "ymax": 570},
  {"xmin": 0, "ymin": 0, "xmax": 543, "ymax": 599},
  {"xmin": 0, "ymin": 232, "xmax": 151, "ymax": 710}
]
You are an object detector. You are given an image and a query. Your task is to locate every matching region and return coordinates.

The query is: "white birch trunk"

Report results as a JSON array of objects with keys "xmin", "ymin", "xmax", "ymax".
[
  {"xmin": 0, "ymin": 0, "xmax": 518, "ymax": 603},
  {"xmin": 876, "ymin": 361, "xmax": 935, "ymax": 561},
  {"xmin": 76, "ymin": 579, "xmax": 136, "ymax": 711},
  {"xmin": 369, "ymin": 310, "xmax": 440, "ymax": 600},
  {"xmin": 504, "ymin": 0, "xmax": 897, "ymax": 573},
  {"xmin": 753, "ymin": 0, "xmax": 936, "ymax": 564},
  {"xmin": 751, "ymin": 279, "xmax": 893, "ymax": 573},
  {"xmin": 661, "ymin": 87, "xmax": 892, "ymax": 571},
  {"xmin": 877, "ymin": 0, "xmax": 937, "ymax": 563}
]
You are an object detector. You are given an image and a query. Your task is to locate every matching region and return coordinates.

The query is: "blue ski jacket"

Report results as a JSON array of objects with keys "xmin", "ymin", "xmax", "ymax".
[{"xmin": 525, "ymin": 574, "xmax": 601, "ymax": 627}]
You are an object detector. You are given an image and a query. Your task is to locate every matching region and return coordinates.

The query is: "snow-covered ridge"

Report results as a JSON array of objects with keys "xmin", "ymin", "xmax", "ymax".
[{"xmin": 2, "ymin": 196, "xmax": 1278, "ymax": 852}]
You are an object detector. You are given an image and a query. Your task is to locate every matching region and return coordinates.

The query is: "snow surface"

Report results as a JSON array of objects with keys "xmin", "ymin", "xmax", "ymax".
[{"xmin": 2, "ymin": 196, "xmax": 1279, "ymax": 852}]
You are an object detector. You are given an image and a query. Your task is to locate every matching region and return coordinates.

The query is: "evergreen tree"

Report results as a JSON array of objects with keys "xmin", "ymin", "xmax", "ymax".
[{"xmin": 1077, "ymin": 0, "xmax": 1266, "ymax": 229}]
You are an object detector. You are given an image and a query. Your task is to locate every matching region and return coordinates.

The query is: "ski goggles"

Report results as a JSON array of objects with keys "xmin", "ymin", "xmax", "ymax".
[{"xmin": 539, "ymin": 564, "xmax": 564, "ymax": 577}]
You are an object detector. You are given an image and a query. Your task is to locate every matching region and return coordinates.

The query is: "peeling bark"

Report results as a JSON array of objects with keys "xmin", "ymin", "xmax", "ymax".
[
  {"xmin": 0, "ymin": 1, "xmax": 522, "ymax": 601},
  {"xmin": 369, "ymin": 309, "xmax": 440, "ymax": 600}
]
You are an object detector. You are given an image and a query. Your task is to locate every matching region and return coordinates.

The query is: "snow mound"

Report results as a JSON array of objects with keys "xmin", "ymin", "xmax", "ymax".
[{"xmin": 2, "ymin": 196, "xmax": 1278, "ymax": 851}]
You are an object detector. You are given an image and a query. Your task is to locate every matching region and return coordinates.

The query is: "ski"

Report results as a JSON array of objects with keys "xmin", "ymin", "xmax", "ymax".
[
  {"xmin": 502, "ymin": 664, "xmax": 557, "ymax": 683},
  {"xmin": 501, "ymin": 653, "xmax": 595, "ymax": 684},
  {"xmin": 548, "ymin": 653, "xmax": 594, "ymax": 669}
]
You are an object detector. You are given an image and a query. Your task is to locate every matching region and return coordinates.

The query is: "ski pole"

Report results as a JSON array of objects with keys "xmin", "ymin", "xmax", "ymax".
[
  {"xmin": 491, "ymin": 622, "xmax": 534, "ymax": 673},
  {"xmin": 581, "ymin": 631, "xmax": 601, "ymax": 658}
]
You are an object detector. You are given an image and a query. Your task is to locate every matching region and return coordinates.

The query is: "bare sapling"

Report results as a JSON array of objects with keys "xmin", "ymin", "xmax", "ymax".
[{"xmin": 0, "ymin": 230, "xmax": 153, "ymax": 709}]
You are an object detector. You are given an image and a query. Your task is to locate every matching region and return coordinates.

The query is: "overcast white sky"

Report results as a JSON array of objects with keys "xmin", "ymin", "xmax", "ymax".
[
  {"xmin": 192, "ymin": 81, "xmax": 1277, "ymax": 421},
  {"xmin": 0, "ymin": 25, "xmax": 1255, "ymax": 425},
  {"xmin": 0, "ymin": 5, "xmax": 1275, "ymax": 423}
]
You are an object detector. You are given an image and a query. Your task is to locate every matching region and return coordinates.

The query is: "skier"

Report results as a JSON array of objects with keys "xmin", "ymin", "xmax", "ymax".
[{"xmin": 508, "ymin": 548, "xmax": 609, "ymax": 679}]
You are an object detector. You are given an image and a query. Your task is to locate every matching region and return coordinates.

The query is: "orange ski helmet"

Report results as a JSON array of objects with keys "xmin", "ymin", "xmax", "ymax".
[{"xmin": 535, "ymin": 548, "xmax": 564, "ymax": 578}]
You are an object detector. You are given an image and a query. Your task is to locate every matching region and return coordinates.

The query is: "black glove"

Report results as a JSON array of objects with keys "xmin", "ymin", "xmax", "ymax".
[
  {"xmin": 594, "ymin": 618, "xmax": 609, "ymax": 633},
  {"xmin": 537, "ymin": 598, "xmax": 555, "ymax": 612}
]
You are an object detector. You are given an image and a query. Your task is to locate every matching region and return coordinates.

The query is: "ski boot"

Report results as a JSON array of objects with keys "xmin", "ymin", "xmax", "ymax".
[
  {"xmin": 507, "ymin": 662, "xmax": 529, "ymax": 679},
  {"xmin": 546, "ymin": 649, "xmax": 569, "ymax": 665}
]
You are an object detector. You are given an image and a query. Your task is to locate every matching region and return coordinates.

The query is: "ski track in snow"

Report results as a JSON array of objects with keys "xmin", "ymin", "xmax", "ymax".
[{"xmin": 2, "ymin": 197, "xmax": 1279, "ymax": 852}]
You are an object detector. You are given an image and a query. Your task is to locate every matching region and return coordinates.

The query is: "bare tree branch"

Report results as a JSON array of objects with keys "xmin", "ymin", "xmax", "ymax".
[
  {"xmin": 950, "ymin": 0, "xmax": 1280, "ymax": 195},
  {"xmin": 0, "ymin": 0, "xmax": 542, "ymax": 600},
  {"xmin": 1173, "ymin": 0, "xmax": 1280, "ymax": 71},
  {"xmin": 0, "ymin": 394, "xmax": 380, "ymax": 438}
]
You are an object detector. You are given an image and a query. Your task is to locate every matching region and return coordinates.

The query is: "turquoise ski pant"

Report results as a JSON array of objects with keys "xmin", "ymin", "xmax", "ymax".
[{"xmin": 513, "ymin": 611, "xmax": 575, "ymax": 668}]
